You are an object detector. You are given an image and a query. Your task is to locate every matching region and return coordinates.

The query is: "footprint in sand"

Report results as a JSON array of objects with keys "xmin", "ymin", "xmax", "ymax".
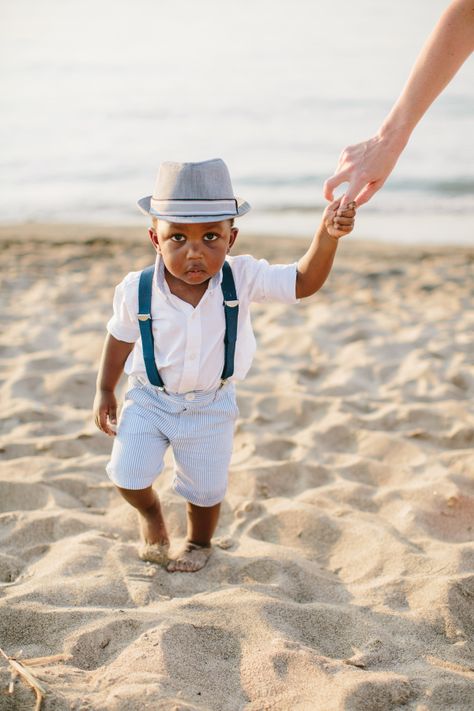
[
  {"xmin": 145, "ymin": 623, "xmax": 243, "ymax": 703},
  {"xmin": 415, "ymin": 494, "xmax": 474, "ymax": 543},
  {"xmin": 0, "ymin": 441, "xmax": 41, "ymax": 460},
  {"xmin": 0, "ymin": 605, "xmax": 68, "ymax": 652},
  {"xmin": 342, "ymin": 676, "xmax": 414, "ymax": 710},
  {"xmin": 3, "ymin": 512, "xmax": 90, "ymax": 549},
  {"xmin": 50, "ymin": 475, "xmax": 113, "ymax": 509},
  {"xmin": 427, "ymin": 679, "xmax": 474, "ymax": 710},
  {"xmin": 65, "ymin": 617, "xmax": 145, "ymax": 670},
  {"xmin": 5, "ymin": 374, "xmax": 45, "ymax": 400},
  {"xmin": 43, "ymin": 369, "xmax": 97, "ymax": 408},
  {"xmin": 247, "ymin": 507, "xmax": 341, "ymax": 558},
  {"xmin": 445, "ymin": 575, "xmax": 474, "ymax": 641},
  {"xmin": 227, "ymin": 558, "xmax": 340, "ymax": 605},
  {"xmin": 335, "ymin": 457, "xmax": 393, "ymax": 487},
  {"xmin": 0, "ymin": 481, "xmax": 51, "ymax": 512},
  {"xmin": 239, "ymin": 461, "xmax": 332, "ymax": 499},
  {"xmin": 262, "ymin": 600, "xmax": 365, "ymax": 659},
  {"xmin": 0, "ymin": 552, "xmax": 23, "ymax": 583},
  {"xmin": 255, "ymin": 439, "xmax": 296, "ymax": 460}
]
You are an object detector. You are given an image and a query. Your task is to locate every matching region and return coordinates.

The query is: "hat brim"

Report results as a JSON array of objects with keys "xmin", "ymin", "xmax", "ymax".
[{"xmin": 137, "ymin": 195, "xmax": 251, "ymax": 223}]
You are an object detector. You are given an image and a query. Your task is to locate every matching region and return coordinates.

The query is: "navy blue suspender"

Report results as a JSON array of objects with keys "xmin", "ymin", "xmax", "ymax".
[
  {"xmin": 220, "ymin": 262, "xmax": 239, "ymax": 381},
  {"xmin": 138, "ymin": 265, "xmax": 164, "ymax": 387},
  {"xmin": 137, "ymin": 261, "xmax": 239, "ymax": 389}
]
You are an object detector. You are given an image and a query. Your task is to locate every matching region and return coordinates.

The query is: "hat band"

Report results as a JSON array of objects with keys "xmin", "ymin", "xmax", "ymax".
[{"xmin": 150, "ymin": 198, "xmax": 238, "ymax": 216}]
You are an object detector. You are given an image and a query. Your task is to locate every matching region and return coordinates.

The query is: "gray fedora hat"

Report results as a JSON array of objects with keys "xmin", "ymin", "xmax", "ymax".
[{"xmin": 137, "ymin": 158, "xmax": 251, "ymax": 224}]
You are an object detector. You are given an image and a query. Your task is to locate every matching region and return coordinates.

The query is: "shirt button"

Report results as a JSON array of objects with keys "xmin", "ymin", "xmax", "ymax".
[
  {"xmin": 185, "ymin": 393, "xmax": 195, "ymax": 401},
  {"xmin": 189, "ymin": 353, "xmax": 196, "ymax": 360}
]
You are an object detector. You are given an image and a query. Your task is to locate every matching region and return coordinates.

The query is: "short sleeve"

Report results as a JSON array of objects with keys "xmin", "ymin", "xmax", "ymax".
[
  {"xmin": 106, "ymin": 273, "xmax": 141, "ymax": 343},
  {"xmin": 236, "ymin": 256, "xmax": 299, "ymax": 304}
]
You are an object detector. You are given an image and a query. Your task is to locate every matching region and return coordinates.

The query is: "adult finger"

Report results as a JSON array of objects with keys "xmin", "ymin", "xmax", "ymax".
[
  {"xmin": 354, "ymin": 180, "xmax": 383, "ymax": 207},
  {"xmin": 339, "ymin": 179, "xmax": 364, "ymax": 209},
  {"xmin": 323, "ymin": 170, "xmax": 350, "ymax": 202}
]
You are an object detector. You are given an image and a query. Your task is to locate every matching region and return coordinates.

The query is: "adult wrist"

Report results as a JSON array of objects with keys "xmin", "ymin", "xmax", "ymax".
[{"xmin": 378, "ymin": 115, "xmax": 412, "ymax": 151}]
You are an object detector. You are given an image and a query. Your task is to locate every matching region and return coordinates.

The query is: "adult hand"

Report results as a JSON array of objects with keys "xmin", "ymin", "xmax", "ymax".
[{"xmin": 323, "ymin": 132, "xmax": 405, "ymax": 209}]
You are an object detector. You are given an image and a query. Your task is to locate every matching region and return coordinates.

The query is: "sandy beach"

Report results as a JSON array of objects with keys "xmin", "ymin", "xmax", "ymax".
[{"xmin": 0, "ymin": 224, "xmax": 473, "ymax": 711}]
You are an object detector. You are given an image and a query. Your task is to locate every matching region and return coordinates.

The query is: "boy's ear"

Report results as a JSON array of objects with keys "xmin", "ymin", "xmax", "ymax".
[
  {"xmin": 148, "ymin": 228, "xmax": 160, "ymax": 252},
  {"xmin": 227, "ymin": 227, "xmax": 238, "ymax": 252}
]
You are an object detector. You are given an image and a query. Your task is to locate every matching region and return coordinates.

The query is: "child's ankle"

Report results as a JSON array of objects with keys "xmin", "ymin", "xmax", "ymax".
[
  {"xmin": 140, "ymin": 497, "xmax": 161, "ymax": 519},
  {"xmin": 187, "ymin": 537, "xmax": 211, "ymax": 548}
]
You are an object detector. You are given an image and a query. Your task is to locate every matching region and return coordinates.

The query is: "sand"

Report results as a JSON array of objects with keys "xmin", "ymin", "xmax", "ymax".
[{"xmin": 0, "ymin": 224, "xmax": 473, "ymax": 711}]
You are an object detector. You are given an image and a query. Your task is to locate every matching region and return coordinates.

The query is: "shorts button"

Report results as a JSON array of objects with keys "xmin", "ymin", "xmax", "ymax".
[{"xmin": 185, "ymin": 393, "xmax": 195, "ymax": 401}]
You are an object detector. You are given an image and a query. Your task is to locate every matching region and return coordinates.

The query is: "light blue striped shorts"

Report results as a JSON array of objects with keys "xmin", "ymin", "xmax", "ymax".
[{"xmin": 106, "ymin": 376, "xmax": 239, "ymax": 507}]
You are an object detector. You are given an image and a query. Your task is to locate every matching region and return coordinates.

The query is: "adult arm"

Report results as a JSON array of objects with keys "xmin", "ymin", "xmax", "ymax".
[{"xmin": 324, "ymin": 0, "xmax": 474, "ymax": 207}]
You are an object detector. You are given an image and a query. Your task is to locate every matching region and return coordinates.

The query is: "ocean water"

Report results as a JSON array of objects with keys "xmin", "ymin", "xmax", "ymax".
[{"xmin": 1, "ymin": 0, "xmax": 473, "ymax": 244}]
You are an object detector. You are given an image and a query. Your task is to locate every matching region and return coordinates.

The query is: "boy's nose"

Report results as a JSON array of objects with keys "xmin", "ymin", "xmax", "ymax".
[{"xmin": 186, "ymin": 243, "xmax": 203, "ymax": 257}]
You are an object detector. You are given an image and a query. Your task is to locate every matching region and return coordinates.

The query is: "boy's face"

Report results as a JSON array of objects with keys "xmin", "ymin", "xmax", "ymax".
[{"xmin": 149, "ymin": 219, "xmax": 238, "ymax": 287}]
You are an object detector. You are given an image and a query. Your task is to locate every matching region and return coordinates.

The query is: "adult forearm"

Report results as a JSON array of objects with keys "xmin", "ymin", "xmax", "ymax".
[
  {"xmin": 296, "ymin": 225, "xmax": 338, "ymax": 298},
  {"xmin": 380, "ymin": 0, "xmax": 474, "ymax": 143},
  {"xmin": 96, "ymin": 333, "xmax": 135, "ymax": 392}
]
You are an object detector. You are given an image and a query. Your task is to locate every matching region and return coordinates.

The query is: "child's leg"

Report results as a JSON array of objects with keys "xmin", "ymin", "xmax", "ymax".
[
  {"xmin": 187, "ymin": 500, "xmax": 221, "ymax": 546},
  {"xmin": 167, "ymin": 501, "xmax": 221, "ymax": 573},
  {"xmin": 116, "ymin": 485, "xmax": 170, "ymax": 564},
  {"xmin": 166, "ymin": 383, "xmax": 238, "ymax": 573}
]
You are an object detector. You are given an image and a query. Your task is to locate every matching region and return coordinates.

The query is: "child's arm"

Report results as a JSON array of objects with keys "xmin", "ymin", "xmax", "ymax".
[
  {"xmin": 93, "ymin": 334, "xmax": 135, "ymax": 436},
  {"xmin": 296, "ymin": 200, "xmax": 356, "ymax": 298}
]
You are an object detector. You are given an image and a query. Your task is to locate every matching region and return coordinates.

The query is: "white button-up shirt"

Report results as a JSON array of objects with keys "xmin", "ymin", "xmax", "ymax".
[{"xmin": 107, "ymin": 253, "xmax": 298, "ymax": 393}]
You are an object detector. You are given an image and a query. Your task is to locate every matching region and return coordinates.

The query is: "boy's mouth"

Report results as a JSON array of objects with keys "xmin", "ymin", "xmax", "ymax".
[{"xmin": 186, "ymin": 264, "xmax": 207, "ymax": 275}]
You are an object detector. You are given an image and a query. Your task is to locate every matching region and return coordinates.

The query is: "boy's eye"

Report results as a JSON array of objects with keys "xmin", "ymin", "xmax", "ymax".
[
  {"xmin": 203, "ymin": 233, "xmax": 219, "ymax": 241},
  {"xmin": 170, "ymin": 234, "xmax": 186, "ymax": 242}
]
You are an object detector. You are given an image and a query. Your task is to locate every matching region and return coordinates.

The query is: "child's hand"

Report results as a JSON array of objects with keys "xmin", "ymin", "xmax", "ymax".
[
  {"xmin": 323, "ymin": 199, "xmax": 357, "ymax": 239},
  {"xmin": 93, "ymin": 390, "xmax": 118, "ymax": 437}
]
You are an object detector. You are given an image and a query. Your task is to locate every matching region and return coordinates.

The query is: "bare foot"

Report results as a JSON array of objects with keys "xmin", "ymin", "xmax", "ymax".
[
  {"xmin": 166, "ymin": 541, "xmax": 212, "ymax": 573},
  {"xmin": 138, "ymin": 496, "xmax": 170, "ymax": 565}
]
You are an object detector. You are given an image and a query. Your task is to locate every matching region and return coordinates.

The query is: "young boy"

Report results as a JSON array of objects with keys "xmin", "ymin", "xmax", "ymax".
[{"xmin": 93, "ymin": 158, "xmax": 356, "ymax": 573}]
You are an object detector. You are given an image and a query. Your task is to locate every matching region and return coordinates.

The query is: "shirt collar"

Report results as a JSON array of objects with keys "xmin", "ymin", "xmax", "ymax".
[{"xmin": 154, "ymin": 253, "xmax": 168, "ymax": 295}]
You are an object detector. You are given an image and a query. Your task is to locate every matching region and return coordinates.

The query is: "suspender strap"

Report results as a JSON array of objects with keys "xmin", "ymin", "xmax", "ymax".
[
  {"xmin": 138, "ymin": 264, "xmax": 164, "ymax": 387},
  {"xmin": 221, "ymin": 260, "xmax": 239, "ymax": 380},
  {"xmin": 137, "ymin": 260, "xmax": 238, "ymax": 387}
]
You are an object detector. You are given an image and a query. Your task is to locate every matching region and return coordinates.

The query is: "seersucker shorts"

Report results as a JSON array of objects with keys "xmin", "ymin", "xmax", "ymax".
[{"xmin": 106, "ymin": 376, "xmax": 239, "ymax": 507}]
